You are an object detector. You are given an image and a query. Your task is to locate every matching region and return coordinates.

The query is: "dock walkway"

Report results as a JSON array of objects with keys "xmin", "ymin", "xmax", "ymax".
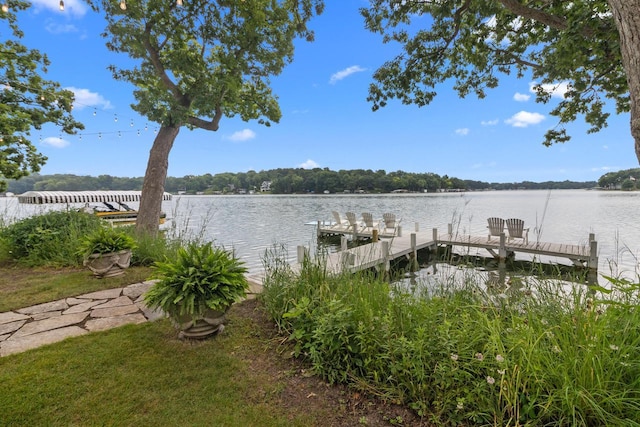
[{"xmin": 302, "ymin": 225, "xmax": 597, "ymax": 275}]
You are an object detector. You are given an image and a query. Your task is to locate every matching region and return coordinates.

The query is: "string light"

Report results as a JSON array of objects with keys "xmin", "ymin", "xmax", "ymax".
[
  {"xmin": 119, "ymin": 0, "xmax": 126, "ymax": 10},
  {"xmin": 59, "ymin": 0, "xmax": 64, "ymax": 11},
  {"xmin": 1, "ymin": 4, "xmax": 8, "ymax": 13},
  {"xmin": 176, "ymin": 0, "xmax": 183, "ymax": 6}
]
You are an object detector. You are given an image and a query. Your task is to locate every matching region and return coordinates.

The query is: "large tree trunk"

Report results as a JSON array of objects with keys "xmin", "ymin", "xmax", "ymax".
[
  {"xmin": 608, "ymin": 0, "xmax": 640, "ymax": 164},
  {"xmin": 136, "ymin": 125, "xmax": 180, "ymax": 235}
]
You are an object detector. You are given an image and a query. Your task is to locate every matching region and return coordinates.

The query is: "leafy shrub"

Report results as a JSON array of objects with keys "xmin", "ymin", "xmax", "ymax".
[
  {"xmin": 145, "ymin": 242, "xmax": 249, "ymax": 319},
  {"xmin": 262, "ymin": 256, "xmax": 640, "ymax": 426},
  {"xmin": 1, "ymin": 210, "xmax": 104, "ymax": 266},
  {"xmin": 78, "ymin": 226, "xmax": 137, "ymax": 257}
]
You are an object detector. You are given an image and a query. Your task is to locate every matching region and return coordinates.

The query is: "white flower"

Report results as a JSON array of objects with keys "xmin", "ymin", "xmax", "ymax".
[
  {"xmin": 486, "ymin": 376, "xmax": 496, "ymax": 385},
  {"xmin": 495, "ymin": 354, "xmax": 504, "ymax": 363},
  {"xmin": 610, "ymin": 344, "xmax": 619, "ymax": 351},
  {"xmin": 552, "ymin": 345, "xmax": 561, "ymax": 353},
  {"xmin": 456, "ymin": 401, "xmax": 464, "ymax": 410},
  {"xmin": 475, "ymin": 352, "xmax": 484, "ymax": 361},
  {"xmin": 450, "ymin": 353, "xmax": 459, "ymax": 361},
  {"xmin": 497, "ymin": 369, "xmax": 506, "ymax": 375}
]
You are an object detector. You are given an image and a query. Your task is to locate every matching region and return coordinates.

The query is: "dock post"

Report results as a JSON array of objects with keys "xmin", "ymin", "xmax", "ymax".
[
  {"xmin": 397, "ymin": 226, "xmax": 402, "ymax": 237},
  {"xmin": 341, "ymin": 235, "xmax": 348, "ymax": 252},
  {"xmin": 588, "ymin": 233, "xmax": 598, "ymax": 271},
  {"xmin": 372, "ymin": 229, "xmax": 379, "ymax": 242},
  {"xmin": 381, "ymin": 240, "xmax": 390, "ymax": 274},
  {"xmin": 499, "ymin": 233, "xmax": 507, "ymax": 260},
  {"xmin": 448, "ymin": 223, "xmax": 453, "ymax": 235},
  {"xmin": 297, "ymin": 245, "xmax": 308, "ymax": 264},
  {"xmin": 316, "ymin": 220, "xmax": 320, "ymax": 237},
  {"xmin": 415, "ymin": 222, "xmax": 419, "ymax": 232},
  {"xmin": 411, "ymin": 233, "xmax": 418, "ymax": 271}
]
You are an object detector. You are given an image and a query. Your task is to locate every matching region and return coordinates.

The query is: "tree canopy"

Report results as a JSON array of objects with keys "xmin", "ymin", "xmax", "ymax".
[
  {"xmin": 0, "ymin": 0, "xmax": 84, "ymax": 192},
  {"xmin": 87, "ymin": 0, "xmax": 324, "ymax": 233},
  {"xmin": 360, "ymin": 0, "xmax": 640, "ymax": 162}
]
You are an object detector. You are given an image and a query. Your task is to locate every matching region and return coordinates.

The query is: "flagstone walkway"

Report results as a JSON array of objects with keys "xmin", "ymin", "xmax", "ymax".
[{"xmin": 0, "ymin": 275, "xmax": 264, "ymax": 357}]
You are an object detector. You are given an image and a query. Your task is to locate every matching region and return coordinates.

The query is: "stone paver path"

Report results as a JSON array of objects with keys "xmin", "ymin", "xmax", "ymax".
[
  {"xmin": 0, "ymin": 275, "xmax": 264, "ymax": 357},
  {"xmin": 0, "ymin": 281, "xmax": 161, "ymax": 357}
]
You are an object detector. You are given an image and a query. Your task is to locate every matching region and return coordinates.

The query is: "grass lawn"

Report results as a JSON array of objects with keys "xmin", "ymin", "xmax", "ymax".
[{"xmin": 0, "ymin": 266, "xmax": 420, "ymax": 426}]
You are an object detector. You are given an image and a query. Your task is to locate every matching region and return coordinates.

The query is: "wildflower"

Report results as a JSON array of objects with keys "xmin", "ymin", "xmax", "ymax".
[
  {"xmin": 475, "ymin": 352, "xmax": 484, "ymax": 361},
  {"xmin": 552, "ymin": 345, "xmax": 561, "ymax": 353},
  {"xmin": 486, "ymin": 376, "xmax": 496, "ymax": 385},
  {"xmin": 456, "ymin": 401, "xmax": 464, "ymax": 410},
  {"xmin": 495, "ymin": 354, "xmax": 504, "ymax": 363},
  {"xmin": 450, "ymin": 353, "xmax": 459, "ymax": 361},
  {"xmin": 541, "ymin": 318, "xmax": 548, "ymax": 326},
  {"xmin": 610, "ymin": 344, "xmax": 619, "ymax": 351},
  {"xmin": 497, "ymin": 369, "xmax": 506, "ymax": 375}
]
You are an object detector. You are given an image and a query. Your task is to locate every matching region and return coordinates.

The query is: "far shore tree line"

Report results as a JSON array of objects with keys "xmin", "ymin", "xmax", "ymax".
[{"xmin": 13, "ymin": 167, "xmax": 639, "ymax": 196}]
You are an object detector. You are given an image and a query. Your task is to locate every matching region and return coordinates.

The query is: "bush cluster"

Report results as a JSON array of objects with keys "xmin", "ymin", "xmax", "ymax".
[
  {"xmin": 0, "ymin": 211, "xmax": 179, "ymax": 267},
  {"xmin": 0, "ymin": 210, "xmax": 104, "ymax": 266},
  {"xmin": 261, "ymin": 255, "xmax": 640, "ymax": 426}
]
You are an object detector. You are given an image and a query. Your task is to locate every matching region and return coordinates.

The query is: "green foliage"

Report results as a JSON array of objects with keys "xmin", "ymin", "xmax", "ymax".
[
  {"xmin": 621, "ymin": 179, "xmax": 636, "ymax": 191},
  {"xmin": 145, "ymin": 242, "xmax": 248, "ymax": 319},
  {"xmin": 130, "ymin": 229, "xmax": 181, "ymax": 266},
  {"xmin": 0, "ymin": 210, "xmax": 104, "ymax": 266},
  {"xmin": 262, "ymin": 256, "xmax": 640, "ymax": 425},
  {"xmin": 78, "ymin": 226, "xmax": 137, "ymax": 257},
  {"xmin": 7, "ymin": 170, "xmax": 599, "ymax": 195},
  {"xmin": 360, "ymin": 1, "xmax": 628, "ymax": 149},
  {"xmin": 0, "ymin": 1, "xmax": 84, "ymax": 191},
  {"xmin": 598, "ymin": 168, "xmax": 640, "ymax": 188}
]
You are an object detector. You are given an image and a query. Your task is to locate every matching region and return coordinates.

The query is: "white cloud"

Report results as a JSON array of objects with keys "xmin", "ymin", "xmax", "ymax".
[
  {"xmin": 45, "ymin": 21, "xmax": 79, "ymax": 34},
  {"xmin": 41, "ymin": 137, "xmax": 69, "ymax": 148},
  {"xmin": 513, "ymin": 92, "xmax": 530, "ymax": 102},
  {"xmin": 329, "ymin": 66, "xmax": 366, "ymax": 84},
  {"xmin": 66, "ymin": 87, "xmax": 112, "ymax": 110},
  {"xmin": 602, "ymin": 145, "xmax": 609, "ymax": 150},
  {"xmin": 455, "ymin": 128, "xmax": 469, "ymax": 136},
  {"xmin": 481, "ymin": 119, "xmax": 499, "ymax": 126},
  {"xmin": 31, "ymin": 0, "xmax": 87, "ymax": 17},
  {"xmin": 227, "ymin": 129, "xmax": 256, "ymax": 142},
  {"xmin": 299, "ymin": 159, "xmax": 319, "ymax": 169},
  {"xmin": 505, "ymin": 111, "xmax": 545, "ymax": 127},
  {"xmin": 529, "ymin": 81, "xmax": 570, "ymax": 99}
]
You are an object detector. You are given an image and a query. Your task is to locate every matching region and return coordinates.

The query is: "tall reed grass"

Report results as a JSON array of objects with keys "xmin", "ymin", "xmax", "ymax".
[{"xmin": 261, "ymin": 248, "xmax": 640, "ymax": 426}]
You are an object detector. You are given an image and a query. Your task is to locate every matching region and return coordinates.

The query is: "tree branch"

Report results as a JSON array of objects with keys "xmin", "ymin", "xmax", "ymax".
[
  {"xmin": 142, "ymin": 21, "xmax": 191, "ymax": 107},
  {"xmin": 497, "ymin": 0, "xmax": 569, "ymax": 31},
  {"xmin": 186, "ymin": 106, "xmax": 223, "ymax": 131}
]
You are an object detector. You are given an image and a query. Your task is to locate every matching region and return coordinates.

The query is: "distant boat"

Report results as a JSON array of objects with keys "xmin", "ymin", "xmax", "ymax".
[{"xmin": 17, "ymin": 190, "xmax": 172, "ymax": 226}]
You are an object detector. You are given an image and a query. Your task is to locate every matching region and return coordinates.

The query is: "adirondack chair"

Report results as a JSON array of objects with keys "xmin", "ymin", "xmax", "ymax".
[
  {"xmin": 361, "ymin": 212, "xmax": 380, "ymax": 232},
  {"xmin": 382, "ymin": 212, "xmax": 398, "ymax": 235},
  {"xmin": 345, "ymin": 212, "xmax": 361, "ymax": 233},
  {"xmin": 487, "ymin": 217, "xmax": 505, "ymax": 240},
  {"xmin": 331, "ymin": 211, "xmax": 349, "ymax": 230},
  {"xmin": 506, "ymin": 218, "xmax": 529, "ymax": 244}
]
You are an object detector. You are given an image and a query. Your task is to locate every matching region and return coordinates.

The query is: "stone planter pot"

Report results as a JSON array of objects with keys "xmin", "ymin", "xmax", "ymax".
[
  {"xmin": 174, "ymin": 307, "xmax": 229, "ymax": 340},
  {"xmin": 84, "ymin": 249, "xmax": 132, "ymax": 278}
]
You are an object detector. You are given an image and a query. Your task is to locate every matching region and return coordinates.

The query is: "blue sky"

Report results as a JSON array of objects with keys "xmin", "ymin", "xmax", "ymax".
[{"xmin": 9, "ymin": 0, "xmax": 638, "ymax": 183}]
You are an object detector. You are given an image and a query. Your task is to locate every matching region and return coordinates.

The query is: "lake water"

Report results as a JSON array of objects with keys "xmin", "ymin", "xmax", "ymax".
[{"xmin": 2, "ymin": 190, "xmax": 640, "ymax": 281}]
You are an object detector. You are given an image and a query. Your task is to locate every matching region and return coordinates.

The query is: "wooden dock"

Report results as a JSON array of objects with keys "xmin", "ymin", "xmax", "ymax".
[{"xmin": 300, "ymin": 224, "xmax": 598, "ymax": 275}]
